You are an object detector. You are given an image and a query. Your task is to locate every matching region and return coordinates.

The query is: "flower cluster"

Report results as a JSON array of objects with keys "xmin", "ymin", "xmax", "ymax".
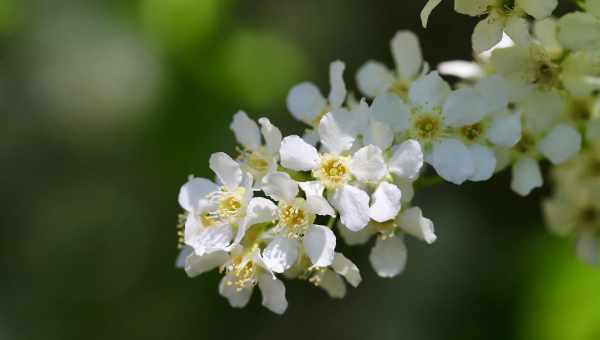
[
  {"xmin": 544, "ymin": 142, "xmax": 600, "ymax": 265},
  {"xmin": 175, "ymin": 0, "xmax": 600, "ymax": 313}
]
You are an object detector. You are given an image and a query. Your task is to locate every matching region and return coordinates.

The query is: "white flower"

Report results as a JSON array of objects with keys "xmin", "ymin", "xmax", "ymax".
[
  {"xmin": 422, "ymin": 0, "xmax": 558, "ymax": 52},
  {"xmin": 257, "ymin": 171, "xmax": 337, "ymax": 272},
  {"xmin": 287, "ymin": 60, "xmax": 347, "ymax": 126},
  {"xmin": 543, "ymin": 145, "xmax": 600, "ymax": 265},
  {"xmin": 230, "ymin": 111, "xmax": 282, "ymax": 183},
  {"xmin": 356, "ymin": 31, "xmax": 425, "ymax": 98},
  {"xmin": 178, "ymin": 153, "xmax": 270, "ymax": 256},
  {"xmin": 560, "ymin": 50, "xmax": 600, "ymax": 98},
  {"xmin": 218, "ymin": 247, "xmax": 288, "ymax": 314},
  {"xmin": 309, "ymin": 252, "xmax": 362, "ymax": 298},
  {"xmin": 368, "ymin": 71, "xmax": 492, "ymax": 184},
  {"xmin": 335, "ymin": 200, "xmax": 435, "ymax": 278},
  {"xmin": 176, "ymin": 244, "xmax": 288, "ymax": 314},
  {"xmin": 506, "ymin": 89, "xmax": 582, "ymax": 195},
  {"xmin": 367, "ymin": 206, "xmax": 436, "ymax": 278},
  {"xmin": 279, "ymin": 114, "xmax": 374, "ymax": 231}
]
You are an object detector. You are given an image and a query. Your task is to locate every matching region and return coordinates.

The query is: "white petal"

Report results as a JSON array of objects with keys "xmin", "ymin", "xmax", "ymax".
[
  {"xmin": 472, "ymin": 16, "xmax": 504, "ymax": 53},
  {"xmin": 262, "ymin": 237, "xmax": 299, "ymax": 273},
  {"xmin": 328, "ymin": 60, "xmax": 347, "ymax": 109},
  {"xmin": 286, "ymin": 82, "xmax": 326, "ymax": 125},
  {"xmin": 364, "ymin": 120, "xmax": 394, "ymax": 151},
  {"xmin": 388, "ymin": 139, "xmax": 424, "ymax": 181},
  {"xmin": 331, "ymin": 252, "xmax": 362, "ymax": 287},
  {"xmin": 409, "ymin": 71, "xmax": 451, "ymax": 110},
  {"xmin": 511, "ymin": 157, "xmax": 543, "ymax": 196},
  {"xmin": 487, "ymin": 113, "xmax": 522, "ymax": 147},
  {"xmin": 302, "ymin": 129, "xmax": 320, "ymax": 146},
  {"xmin": 319, "ymin": 109, "xmax": 357, "ymax": 154},
  {"xmin": 219, "ymin": 274, "xmax": 253, "ymax": 308},
  {"xmin": 479, "ymin": 32, "xmax": 515, "ymax": 60},
  {"xmin": 303, "ymin": 225, "xmax": 336, "ymax": 267},
  {"xmin": 244, "ymin": 197, "xmax": 278, "ymax": 226},
  {"xmin": 185, "ymin": 251, "xmax": 229, "ymax": 277},
  {"xmin": 370, "ymin": 93, "xmax": 411, "ymax": 132},
  {"xmin": 437, "ymin": 60, "xmax": 483, "ymax": 79},
  {"xmin": 369, "ymin": 182, "xmax": 402, "ymax": 223},
  {"xmin": 185, "ymin": 217, "xmax": 234, "ymax": 256},
  {"xmin": 430, "ymin": 139, "xmax": 475, "ymax": 185},
  {"xmin": 475, "ymin": 76, "xmax": 510, "ymax": 114},
  {"xmin": 330, "ymin": 185, "xmax": 371, "ymax": 231},
  {"xmin": 420, "ymin": 0, "xmax": 443, "ymax": 28},
  {"xmin": 178, "ymin": 177, "xmax": 218, "ymax": 213},
  {"xmin": 539, "ymin": 124, "xmax": 582, "ymax": 165},
  {"xmin": 557, "ymin": 12, "xmax": 600, "ymax": 51},
  {"xmin": 516, "ymin": 0, "xmax": 557, "ymax": 19},
  {"xmin": 319, "ymin": 270, "xmax": 347, "ymax": 298},
  {"xmin": 489, "ymin": 46, "xmax": 530, "ymax": 79},
  {"xmin": 347, "ymin": 98, "xmax": 372, "ymax": 135},
  {"xmin": 443, "ymin": 87, "xmax": 487, "ymax": 127},
  {"xmin": 356, "ymin": 61, "xmax": 395, "ymax": 97},
  {"xmin": 369, "ymin": 235, "xmax": 407, "ymax": 278},
  {"xmin": 338, "ymin": 221, "xmax": 375, "ymax": 246},
  {"xmin": 455, "ymin": 0, "xmax": 493, "ymax": 16},
  {"xmin": 257, "ymin": 272, "xmax": 288, "ymax": 314},
  {"xmin": 397, "ymin": 207, "xmax": 437, "ymax": 244},
  {"xmin": 261, "ymin": 172, "xmax": 299, "ymax": 203},
  {"xmin": 391, "ymin": 30, "xmax": 423, "ymax": 80},
  {"xmin": 534, "ymin": 18, "xmax": 562, "ymax": 58},
  {"xmin": 279, "ymin": 135, "xmax": 320, "ymax": 171},
  {"xmin": 175, "ymin": 246, "xmax": 193, "ymax": 269},
  {"xmin": 209, "ymin": 152, "xmax": 243, "ymax": 190},
  {"xmin": 350, "ymin": 145, "xmax": 387, "ymax": 183},
  {"xmin": 468, "ymin": 144, "xmax": 496, "ymax": 182},
  {"xmin": 230, "ymin": 111, "xmax": 261, "ymax": 150},
  {"xmin": 258, "ymin": 117, "xmax": 283, "ymax": 155},
  {"xmin": 299, "ymin": 180, "xmax": 325, "ymax": 197},
  {"xmin": 306, "ymin": 195, "xmax": 336, "ymax": 217},
  {"xmin": 521, "ymin": 89, "xmax": 565, "ymax": 133},
  {"xmin": 576, "ymin": 230, "xmax": 598, "ymax": 266},
  {"xmin": 504, "ymin": 15, "xmax": 530, "ymax": 46}
]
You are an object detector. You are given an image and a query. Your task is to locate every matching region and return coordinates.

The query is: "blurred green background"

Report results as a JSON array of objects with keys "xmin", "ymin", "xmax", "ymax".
[{"xmin": 2, "ymin": 0, "xmax": 598, "ymax": 339}]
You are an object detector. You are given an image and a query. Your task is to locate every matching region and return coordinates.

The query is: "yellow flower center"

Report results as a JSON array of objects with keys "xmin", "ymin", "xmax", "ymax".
[
  {"xmin": 372, "ymin": 220, "xmax": 397, "ymax": 239},
  {"xmin": 226, "ymin": 254, "xmax": 258, "ymax": 291},
  {"xmin": 390, "ymin": 81, "xmax": 409, "ymax": 100},
  {"xmin": 516, "ymin": 131, "xmax": 536, "ymax": 155},
  {"xmin": 313, "ymin": 154, "xmax": 351, "ymax": 189},
  {"xmin": 461, "ymin": 123, "xmax": 484, "ymax": 142},
  {"xmin": 278, "ymin": 199, "xmax": 314, "ymax": 238},
  {"xmin": 203, "ymin": 187, "xmax": 246, "ymax": 226},
  {"xmin": 413, "ymin": 113, "xmax": 443, "ymax": 142},
  {"xmin": 239, "ymin": 146, "xmax": 272, "ymax": 180}
]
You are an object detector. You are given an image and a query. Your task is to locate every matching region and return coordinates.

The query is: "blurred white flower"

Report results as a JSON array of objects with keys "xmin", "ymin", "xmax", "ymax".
[
  {"xmin": 356, "ymin": 31, "xmax": 425, "ymax": 99},
  {"xmin": 287, "ymin": 60, "xmax": 347, "ymax": 126},
  {"xmin": 230, "ymin": 111, "xmax": 282, "ymax": 183}
]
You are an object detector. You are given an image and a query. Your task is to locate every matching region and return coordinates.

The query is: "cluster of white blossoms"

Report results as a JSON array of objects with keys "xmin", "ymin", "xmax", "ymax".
[
  {"xmin": 175, "ymin": 0, "xmax": 600, "ymax": 313},
  {"xmin": 544, "ymin": 142, "xmax": 600, "ymax": 265}
]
